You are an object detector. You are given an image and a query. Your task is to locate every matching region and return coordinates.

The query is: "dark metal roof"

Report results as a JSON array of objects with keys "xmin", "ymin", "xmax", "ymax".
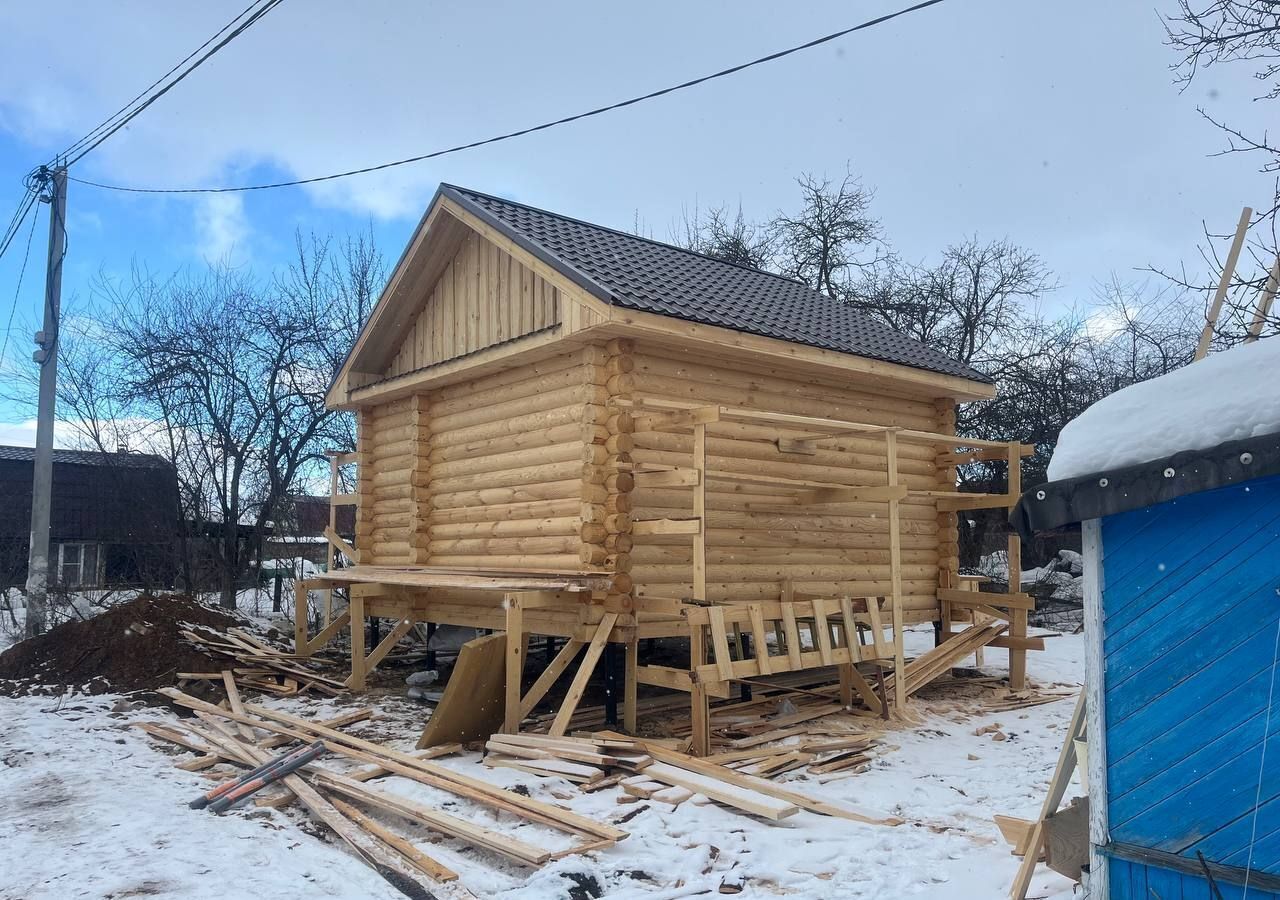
[
  {"xmin": 0, "ymin": 445, "xmax": 172, "ymax": 469},
  {"xmin": 441, "ymin": 185, "xmax": 991, "ymax": 385},
  {"xmin": 1010, "ymin": 431, "xmax": 1280, "ymax": 539}
]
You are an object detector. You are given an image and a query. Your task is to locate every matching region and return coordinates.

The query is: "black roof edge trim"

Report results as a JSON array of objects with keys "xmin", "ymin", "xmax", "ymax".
[{"xmin": 1010, "ymin": 430, "xmax": 1280, "ymax": 539}]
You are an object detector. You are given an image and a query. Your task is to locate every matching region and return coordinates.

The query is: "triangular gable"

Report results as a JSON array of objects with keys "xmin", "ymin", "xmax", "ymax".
[{"xmin": 327, "ymin": 191, "xmax": 609, "ymax": 407}]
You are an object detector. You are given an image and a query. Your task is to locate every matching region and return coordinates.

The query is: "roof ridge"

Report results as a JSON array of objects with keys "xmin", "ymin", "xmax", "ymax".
[{"xmin": 440, "ymin": 183, "xmax": 820, "ymax": 293}]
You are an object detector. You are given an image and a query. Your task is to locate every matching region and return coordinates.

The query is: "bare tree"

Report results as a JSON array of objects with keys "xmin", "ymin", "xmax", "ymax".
[
  {"xmin": 671, "ymin": 203, "xmax": 773, "ymax": 269},
  {"xmin": 770, "ymin": 170, "xmax": 885, "ymax": 299}
]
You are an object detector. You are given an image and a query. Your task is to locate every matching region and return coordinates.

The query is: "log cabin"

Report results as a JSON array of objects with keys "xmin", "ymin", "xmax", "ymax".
[{"xmin": 298, "ymin": 184, "xmax": 1034, "ymax": 753}]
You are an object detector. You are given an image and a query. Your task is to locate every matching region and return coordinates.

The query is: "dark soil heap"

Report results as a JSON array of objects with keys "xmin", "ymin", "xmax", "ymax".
[{"xmin": 0, "ymin": 593, "xmax": 246, "ymax": 697}]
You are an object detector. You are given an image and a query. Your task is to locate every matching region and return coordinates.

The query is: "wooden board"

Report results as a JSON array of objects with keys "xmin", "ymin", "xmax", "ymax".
[{"xmin": 418, "ymin": 633, "xmax": 507, "ymax": 747}]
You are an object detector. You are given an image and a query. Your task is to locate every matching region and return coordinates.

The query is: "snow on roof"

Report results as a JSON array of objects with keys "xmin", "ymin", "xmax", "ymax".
[{"xmin": 1047, "ymin": 337, "xmax": 1280, "ymax": 482}]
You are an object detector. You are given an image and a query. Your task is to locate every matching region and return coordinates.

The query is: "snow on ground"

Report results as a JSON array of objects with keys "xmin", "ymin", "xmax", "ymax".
[
  {"xmin": 0, "ymin": 627, "xmax": 1084, "ymax": 900},
  {"xmin": 1047, "ymin": 335, "xmax": 1280, "ymax": 481}
]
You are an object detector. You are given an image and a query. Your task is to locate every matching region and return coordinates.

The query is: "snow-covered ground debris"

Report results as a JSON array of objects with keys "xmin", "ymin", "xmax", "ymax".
[
  {"xmin": 0, "ymin": 627, "xmax": 1084, "ymax": 899},
  {"xmin": 1047, "ymin": 335, "xmax": 1280, "ymax": 481}
]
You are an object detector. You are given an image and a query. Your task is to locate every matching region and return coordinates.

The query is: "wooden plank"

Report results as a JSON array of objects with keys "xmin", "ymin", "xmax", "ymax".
[
  {"xmin": 839, "ymin": 597, "xmax": 862, "ymax": 663},
  {"xmin": 351, "ymin": 617, "xmax": 415, "ymax": 685},
  {"xmin": 349, "ymin": 591, "xmax": 366, "ymax": 691},
  {"xmin": 1007, "ymin": 442, "xmax": 1027, "ymax": 692},
  {"xmin": 163, "ymin": 688, "xmax": 626, "ymax": 843},
  {"xmin": 707, "ymin": 606, "xmax": 736, "ymax": 682},
  {"xmin": 549, "ymin": 613, "xmax": 620, "ymax": 737},
  {"xmin": 812, "ymin": 600, "xmax": 834, "ymax": 666},
  {"xmin": 1246, "ymin": 255, "xmax": 1280, "ymax": 342},
  {"xmin": 328, "ymin": 796, "xmax": 459, "ymax": 882},
  {"xmin": 692, "ymin": 423, "xmax": 708, "ymax": 601},
  {"xmin": 418, "ymin": 634, "xmax": 506, "ymax": 747},
  {"xmin": 598, "ymin": 732, "xmax": 902, "ymax": 826},
  {"xmin": 746, "ymin": 603, "xmax": 772, "ymax": 676},
  {"xmin": 866, "ymin": 596, "xmax": 890, "ymax": 658},
  {"xmin": 220, "ymin": 671, "xmax": 256, "ymax": 742},
  {"xmin": 642, "ymin": 762, "xmax": 799, "ymax": 820},
  {"xmin": 1196, "ymin": 205, "xmax": 1253, "ymax": 360},
  {"xmin": 778, "ymin": 599, "xmax": 798, "ymax": 670},
  {"xmin": 324, "ymin": 526, "xmax": 359, "ymax": 563},
  {"xmin": 1008, "ymin": 693, "xmax": 1085, "ymax": 899},
  {"xmin": 519, "ymin": 639, "xmax": 584, "ymax": 718},
  {"xmin": 939, "ymin": 589, "xmax": 1036, "ymax": 611},
  {"xmin": 886, "ymin": 430, "xmax": 906, "ymax": 709},
  {"xmin": 316, "ymin": 770, "xmax": 554, "ymax": 866},
  {"xmin": 624, "ymin": 637, "xmax": 638, "ymax": 733},
  {"xmin": 504, "ymin": 595, "xmax": 525, "ymax": 733}
]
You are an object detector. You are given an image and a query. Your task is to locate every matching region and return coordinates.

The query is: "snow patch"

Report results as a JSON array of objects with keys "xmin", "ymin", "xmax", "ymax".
[{"xmin": 1047, "ymin": 336, "xmax": 1280, "ymax": 481}]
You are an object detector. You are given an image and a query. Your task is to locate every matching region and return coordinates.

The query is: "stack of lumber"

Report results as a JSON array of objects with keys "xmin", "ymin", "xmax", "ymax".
[
  {"xmin": 484, "ymin": 733, "xmax": 652, "ymax": 786},
  {"xmin": 141, "ymin": 688, "xmax": 627, "ymax": 892},
  {"xmin": 706, "ymin": 732, "xmax": 885, "ymax": 784},
  {"xmin": 180, "ymin": 626, "xmax": 348, "ymax": 697},
  {"xmin": 884, "ymin": 621, "xmax": 1009, "ymax": 699}
]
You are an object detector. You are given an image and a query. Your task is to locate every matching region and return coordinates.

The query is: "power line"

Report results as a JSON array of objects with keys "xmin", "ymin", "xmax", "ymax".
[
  {"xmin": 63, "ymin": 0, "xmax": 286, "ymax": 168},
  {"xmin": 0, "ymin": 189, "xmax": 38, "ymax": 266},
  {"xmin": 58, "ymin": 0, "xmax": 275, "ymax": 162},
  {"xmin": 0, "ymin": 194, "xmax": 42, "ymax": 368},
  {"xmin": 68, "ymin": 0, "xmax": 951, "ymax": 195}
]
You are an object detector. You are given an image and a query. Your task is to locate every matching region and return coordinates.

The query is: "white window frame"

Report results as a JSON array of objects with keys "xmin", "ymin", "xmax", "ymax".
[{"xmin": 54, "ymin": 542, "xmax": 101, "ymax": 588}]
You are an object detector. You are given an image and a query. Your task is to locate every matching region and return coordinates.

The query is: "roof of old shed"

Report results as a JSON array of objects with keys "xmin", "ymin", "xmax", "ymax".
[
  {"xmin": 0, "ymin": 445, "xmax": 172, "ymax": 469},
  {"xmin": 442, "ymin": 185, "xmax": 991, "ymax": 384}
]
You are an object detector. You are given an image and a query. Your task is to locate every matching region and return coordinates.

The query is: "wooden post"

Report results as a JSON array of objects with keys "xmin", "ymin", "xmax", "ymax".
[
  {"xmin": 886, "ymin": 430, "xmax": 907, "ymax": 709},
  {"xmin": 1008, "ymin": 442, "xmax": 1027, "ymax": 692},
  {"xmin": 503, "ymin": 593, "xmax": 524, "ymax": 734},
  {"xmin": 1195, "ymin": 205, "xmax": 1252, "ymax": 361},
  {"xmin": 623, "ymin": 635, "xmax": 638, "ymax": 733},
  {"xmin": 294, "ymin": 579, "xmax": 310, "ymax": 657},
  {"xmin": 690, "ymin": 621, "xmax": 710, "ymax": 756},
  {"xmin": 1246, "ymin": 255, "xmax": 1280, "ymax": 343},
  {"xmin": 692, "ymin": 422, "xmax": 707, "ymax": 602},
  {"xmin": 348, "ymin": 589, "xmax": 366, "ymax": 691}
]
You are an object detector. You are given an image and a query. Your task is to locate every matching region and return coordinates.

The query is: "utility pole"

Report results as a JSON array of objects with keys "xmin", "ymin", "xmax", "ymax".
[{"xmin": 24, "ymin": 165, "xmax": 67, "ymax": 638}]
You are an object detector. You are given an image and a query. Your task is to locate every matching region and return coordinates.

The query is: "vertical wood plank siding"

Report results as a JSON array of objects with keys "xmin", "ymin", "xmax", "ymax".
[
  {"xmin": 628, "ymin": 348, "xmax": 946, "ymax": 618},
  {"xmin": 383, "ymin": 231, "xmax": 560, "ymax": 379},
  {"xmin": 1102, "ymin": 474, "xmax": 1280, "ymax": 876},
  {"xmin": 1109, "ymin": 855, "xmax": 1280, "ymax": 899}
]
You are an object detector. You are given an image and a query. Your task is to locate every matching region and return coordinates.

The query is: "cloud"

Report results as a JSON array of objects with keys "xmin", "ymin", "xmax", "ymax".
[{"xmin": 194, "ymin": 194, "xmax": 250, "ymax": 265}]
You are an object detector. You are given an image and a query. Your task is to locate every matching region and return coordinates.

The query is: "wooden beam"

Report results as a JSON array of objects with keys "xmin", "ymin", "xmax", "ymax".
[
  {"xmin": 692, "ymin": 423, "xmax": 708, "ymax": 602},
  {"xmin": 349, "ymin": 590, "xmax": 366, "ymax": 691},
  {"xmin": 1009, "ymin": 693, "xmax": 1086, "ymax": 900},
  {"xmin": 548, "ymin": 613, "xmax": 620, "ymax": 737},
  {"xmin": 939, "ymin": 589, "xmax": 1036, "ymax": 611},
  {"xmin": 504, "ymin": 596, "xmax": 525, "ymax": 733},
  {"xmin": 887, "ymin": 431, "xmax": 906, "ymax": 709},
  {"xmin": 301, "ymin": 609, "xmax": 352, "ymax": 656},
  {"xmin": 519, "ymin": 639, "xmax": 584, "ymax": 718},
  {"xmin": 1246, "ymin": 254, "xmax": 1280, "ymax": 343},
  {"xmin": 1196, "ymin": 205, "xmax": 1253, "ymax": 361}
]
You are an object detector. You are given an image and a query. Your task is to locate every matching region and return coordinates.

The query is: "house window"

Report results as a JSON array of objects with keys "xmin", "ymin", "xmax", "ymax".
[{"xmin": 55, "ymin": 542, "xmax": 101, "ymax": 588}]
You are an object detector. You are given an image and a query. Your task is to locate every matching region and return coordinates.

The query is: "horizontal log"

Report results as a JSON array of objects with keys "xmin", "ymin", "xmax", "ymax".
[
  {"xmin": 427, "ymin": 497, "xmax": 582, "ymax": 525},
  {"xmin": 428, "ymin": 535, "xmax": 580, "ymax": 556},
  {"xmin": 429, "ymin": 459, "xmax": 583, "ymax": 493},
  {"xmin": 426, "ymin": 553, "xmax": 592, "ymax": 571},
  {"xmin": 633, "ymin": 563, "xmax": 936, "ymax": 582},
  {"xmin": 431, "ymin": 404, "xmax": 603, "ymax": 449},
  {"xmin": 429, "ymin": 362, "xmax": 604, "ymax": 416},
  {"xmin": 432, "ymin": 383, "xmax": 607, "ymax": 434},
  {"xmin": 431, "ymin": 478, "xmax": 594, "ymax": 510},
  {"xmin": 431, "ymin": 349, "xmax": 594, "ymax": 403},
  {"xmin": 429, "ymin": 516, "xmax": 581, "ymax": 540},
  {"xmin": 629, "ymin": 547, "xmax": 937, "ymax": 566},
  {"xmin": 430, "ymin": 422, "xmax": 603, "ymax": 464},
  {"xmin": 632, "ymin": 351, "xmax": 940, "ymax": 424}
]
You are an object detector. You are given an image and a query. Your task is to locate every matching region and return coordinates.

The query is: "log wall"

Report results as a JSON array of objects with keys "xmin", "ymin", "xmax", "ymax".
[
  {"xmin": 422, "ymin": 347, "xmax": 607, "ymax": 571},
  {"xmin": 628, "ymin": 347, "xmax": 952, "ymax": 623},
  {"xmin": 384, "ymin": 230, "xmax": 560, "ymax": 379}
]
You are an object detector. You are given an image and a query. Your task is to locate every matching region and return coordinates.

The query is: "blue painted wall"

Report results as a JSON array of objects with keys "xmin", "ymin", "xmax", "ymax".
[
  {"xmin": 1101, "ymin": 473, "xmax": 1280, "ymax": 897},
  {"xmin": 1110, "ymin": 857, "xmax": 1280, "ymax": 899}
]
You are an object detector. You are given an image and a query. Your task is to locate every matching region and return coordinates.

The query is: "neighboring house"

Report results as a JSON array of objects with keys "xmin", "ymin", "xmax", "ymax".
[
  {"xmin": 1012, "ymin": 337, "xmax": 1280, "ymax": 899},
  {"xmin": 265, "ymin": 495, "xmax": 356, "ymax": 564},
  {"xmin": 0, "ymin": 445, "xmax": 179, "ymax": 589}
]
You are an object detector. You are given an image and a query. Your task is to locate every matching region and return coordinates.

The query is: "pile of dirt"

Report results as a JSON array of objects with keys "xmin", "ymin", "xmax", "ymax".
[{"xmin": 0, "ymin": 593, "xmax": 246, "ymax": 698}]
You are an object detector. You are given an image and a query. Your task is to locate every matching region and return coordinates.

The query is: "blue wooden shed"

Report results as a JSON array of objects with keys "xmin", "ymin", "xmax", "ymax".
[{"xmin": 1013, "ymin": 341, "xmax": 1280, "ymax": 900}]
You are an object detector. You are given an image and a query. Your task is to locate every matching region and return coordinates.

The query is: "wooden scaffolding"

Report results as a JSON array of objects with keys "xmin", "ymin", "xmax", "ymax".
[{"xmin": 293, "ymin": 399, "xmax": 1036, "ymax": 755}]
